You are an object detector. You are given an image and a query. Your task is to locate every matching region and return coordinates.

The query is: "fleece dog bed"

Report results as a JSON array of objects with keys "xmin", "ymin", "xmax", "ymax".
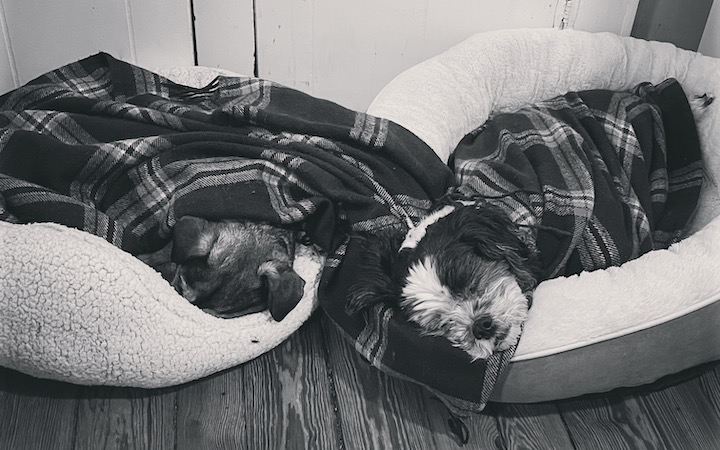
[
  {"xmin": 0, "ymin": 54, "xmax": 451, "ymax": 387},
  {"xmin": 367, "ymin": 28, "xmax": 720, "ymax": 403},
  {"xmin": 0, "ymin": 64, "xmax": 325, "ymax": 387}
]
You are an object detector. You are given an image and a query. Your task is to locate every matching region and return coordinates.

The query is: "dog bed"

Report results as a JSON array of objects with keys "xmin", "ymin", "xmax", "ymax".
[
  {"xmin": 367, "ymin": 28, "xmax": 720, "ymax": 403},
  {"xmin": 0, "ymin": 62, "xmax": 327, "ymax": 387},
  {"xmin": 0, "ymin": 221, "xmax": 323, "ymax": 387},
  {"xmin": 0, "ymin": 54, "xmax": 451, "ymax": 388}
]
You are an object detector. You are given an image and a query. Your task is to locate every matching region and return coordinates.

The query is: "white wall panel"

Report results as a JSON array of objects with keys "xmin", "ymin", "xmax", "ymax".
[
  {"xmin": 572, "ymin": 0, "xmax": 639, "ymax": 35},
  {"xmin": 698, "ymin": 0, "xmax": 719, "ymax": 58},
  {"xmin": 193, "ymin": 0, "xmax": 255, "ymax": 75},
  {"xmin": 0, "ymin": 1, "xmax": 17, "ymax": 94},
  {"xmin": 128, "ymin": 0, "xmax": 195, "ymax": 70},
  {"xmin": 255, "ymin": 0, "xmax": 640, "ymax": 111},
  {"xmin": 0, "ymin": 0, "xmax": 194, "ymax": 90},
  {"xmin": 2, "ymin": 0, "xmax": 134, "ymax": 84}
]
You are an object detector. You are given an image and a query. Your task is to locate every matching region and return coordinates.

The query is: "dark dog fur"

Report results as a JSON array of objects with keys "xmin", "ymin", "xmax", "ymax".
[
  {"xmin": 138, "ymin": 216, "xmax": 305, "ymax": 321},
  {"xmin": 347, "ymin": 200, "xmax": 539, "ymax": 315},
  {"xmin": 345, "ymin": 199, "xmax": 541, "ymax": 360}
]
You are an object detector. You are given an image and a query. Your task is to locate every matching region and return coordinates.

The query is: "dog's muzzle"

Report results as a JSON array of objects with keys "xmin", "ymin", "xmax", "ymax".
[{"xmin": 471, "ymin": 315, "xmax": 496, "ymax": 339}]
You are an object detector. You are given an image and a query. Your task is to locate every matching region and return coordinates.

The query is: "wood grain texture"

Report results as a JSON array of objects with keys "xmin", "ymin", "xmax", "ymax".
[
  {"xmin": 639, "ymin": 376, "xmax": 720, "ymax": 450},
  {"xmin": 558, "ymin": 396, "xmax": 665, "ymax": 450},
  {"xmin": 0, "ymin": 369, "xmax": 79, "ymax": 450},
  {"xmin": 321, "ymin": 316, "xmax": 439, "ymax": 449},
  {"xmin": 176, "ymin": 370, "xmax": 247, "ymax": 449},
  {"xmin": 421, "ymin": 389, "xmax": 503, "ymax": 449},
  {"xmin": 495, "ymin": 402, "xmax": 575, "ymax": 449},
  {"xmin": 242, "ymin": 313, "xmax": 341, "ymax": 449},
  {"xmin": 75, "ymin": 387, "xmax": 176, "ymax": 450},
  {"xmin": 0, "ymin": 323, "xmax": 719, "ymax": 450}
]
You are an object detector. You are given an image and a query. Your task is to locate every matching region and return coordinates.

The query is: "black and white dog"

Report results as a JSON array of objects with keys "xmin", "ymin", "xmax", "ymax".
[{"xmin": 346, "ymin": 196, "xmax": 541, "ymax": 361}]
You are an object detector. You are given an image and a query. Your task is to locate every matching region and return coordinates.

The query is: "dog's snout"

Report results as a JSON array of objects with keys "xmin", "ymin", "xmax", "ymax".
[{"xmin": 472, "ymin": 315, "xmax": 495, "ymax": 339}]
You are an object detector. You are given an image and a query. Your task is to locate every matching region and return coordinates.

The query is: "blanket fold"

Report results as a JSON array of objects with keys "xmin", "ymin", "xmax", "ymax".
[
  {"xmin": 0, "ymin": 53, "xmax": 452, "ymax": 257},
  {"xmin": 452, "ymin": 79, "xmax": 703, "ymax": 279}
]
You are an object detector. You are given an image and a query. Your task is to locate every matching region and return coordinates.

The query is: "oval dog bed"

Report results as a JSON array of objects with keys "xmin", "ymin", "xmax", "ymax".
[
  {"xmin": 367, "ymin": 28, "xmax": 720, "ymax": 402},
  {"xmin": 0, "ymin": 66, "xmax": 325, "ymax": 388}
]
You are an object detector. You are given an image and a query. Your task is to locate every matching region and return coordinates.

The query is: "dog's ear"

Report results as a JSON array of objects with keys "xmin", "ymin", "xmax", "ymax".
[
  {"xmin": 260, "ymin": 263, "xmax": 306, "ymax": 321},
  {"xmin": 171, "ymin": 216, "xmax": 219, "ymax": 263},
  {"xmin": 345, "ymin": 231, "xmax": 405, "ymax": 315},
  {"xmin": 460, "ymin": 204, "xmax": 540, "ymax": 294}
]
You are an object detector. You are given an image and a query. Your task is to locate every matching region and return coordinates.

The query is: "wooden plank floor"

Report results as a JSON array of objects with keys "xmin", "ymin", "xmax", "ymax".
[{"xmin": 1, "ymin": 311, "xmax": 719, "ymax": 450}]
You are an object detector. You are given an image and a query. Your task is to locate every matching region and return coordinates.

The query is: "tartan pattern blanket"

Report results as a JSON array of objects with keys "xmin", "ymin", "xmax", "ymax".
[
  {"xmin": 0, "ymin": 53, "xmax": 452, "ymax": 256},
  {"xmin": 452, "ymin": 79, "xmax": 703, "ymax": 279}
]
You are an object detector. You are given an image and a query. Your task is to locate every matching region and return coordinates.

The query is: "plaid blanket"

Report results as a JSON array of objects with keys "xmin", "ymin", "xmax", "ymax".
[
  {"xmin": 453, "ymin": 79, "xmax": 703, "ymax": 279},
  {"xmin": 0, "ymin": 53, "xmax": 451, "ymax": 254}
]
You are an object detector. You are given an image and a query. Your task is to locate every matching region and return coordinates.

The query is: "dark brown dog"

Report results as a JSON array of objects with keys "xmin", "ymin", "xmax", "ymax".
[{"xmin": 138, "ymin": 216, "xmax": 305, "ymax": 321}]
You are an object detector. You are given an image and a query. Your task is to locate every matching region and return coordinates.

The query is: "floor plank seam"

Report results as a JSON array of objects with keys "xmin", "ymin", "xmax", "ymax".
[
  {"xmin": 557, "ymin": 405, "xmax": 579, "ymax": 450},
  {"xmin": 490, "ymin": 407, "xmax": 508, "ymax": 450},
  {"xmin": 173, "ymin": 389, "xmax": 179, "ymax": 450},
  {"xmin": 319, "ymin": 314, "xmax": 347, "ymax": 450},
  {"xmin": 71, "ymin": 391, "xmax": 80, "ymax": 450}
]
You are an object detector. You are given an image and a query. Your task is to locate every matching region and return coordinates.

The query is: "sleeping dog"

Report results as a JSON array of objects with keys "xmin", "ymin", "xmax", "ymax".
[
  {"xmin": 345, "ymin": 198, "xmax": 540, "ymax": 361},
  {"xmin": 138, "ymin": 216, "xmax": 305, "ymax": 321}
]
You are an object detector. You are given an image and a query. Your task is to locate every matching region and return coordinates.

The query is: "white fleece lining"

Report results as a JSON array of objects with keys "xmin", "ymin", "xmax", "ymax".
[{"xmin": 513, "ymin": 293, "xmax": 720, "ymax": 361}]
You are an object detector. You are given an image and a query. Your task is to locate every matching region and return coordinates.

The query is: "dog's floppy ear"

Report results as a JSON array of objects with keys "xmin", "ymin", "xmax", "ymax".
[
  {"xmin": 260, "ymin": 263, "xmax": 306, "ymax": 321},
  {"xmin": 345, "ymin": 231, "xmax": 405, "ymax": 315},
  {"xmin": 171, "ymin": 216, "xmax": 218, "ymax": 263},
  {"xmin": 460, "ymin": 204, "xmax": 540, "ymax": 294}
]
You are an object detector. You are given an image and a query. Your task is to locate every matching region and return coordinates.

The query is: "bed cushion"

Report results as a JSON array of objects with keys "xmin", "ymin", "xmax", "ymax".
[
  {"xmin": 0, "ymin": 221, "xmax": 322, "ymax": 387},
  {"xmin": 367, "ymin": 28, "xmax": 720, "ymax": 402}
]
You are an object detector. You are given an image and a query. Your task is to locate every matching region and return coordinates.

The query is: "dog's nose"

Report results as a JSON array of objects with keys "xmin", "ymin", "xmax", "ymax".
[{"xmin": 472, "ymin": 316, "xmax": 495, "ymax": 339}]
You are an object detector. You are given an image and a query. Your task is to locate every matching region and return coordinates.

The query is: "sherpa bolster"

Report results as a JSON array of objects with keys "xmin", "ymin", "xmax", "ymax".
[{"xmin": 0, "ymin": 221, "xmax": 323, "ymax": 387}]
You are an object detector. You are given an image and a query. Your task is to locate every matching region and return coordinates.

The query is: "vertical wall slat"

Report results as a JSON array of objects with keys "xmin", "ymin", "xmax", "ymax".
[
  {"xmin": 0, "ymin": 0, "xmax": 18, "ymax": 94},
  {"xmin": 631, "ymin": 0, "xmax": 715, "ymax": 51},
  {"xmin": 193, "ymin": 0, "xmax": 255, "ymax": 75},
  {"xmin": 127, "ymin": 0, "xmax": 195, "ymax": 70},
  {"xmin": 698, "ymin": 0, "xmax": 719, "ymax": 58},
  {"xmin": 572, "ymin": 0, "xmax": 640, "ymax": 35},
  {"xmin": 0, "ymin": 0, "xmax": 195, "ymax": 88},
  {"xmin": 2, "ymin": 0, "xmax": 134, "ymax": 84},
  {"xmin": 255, "ymin": 0, "xmax": 314, "ymax": 90},
  {"xmin": 254, "ymin": 0, "xmax": 640, "ymax": 112}
]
